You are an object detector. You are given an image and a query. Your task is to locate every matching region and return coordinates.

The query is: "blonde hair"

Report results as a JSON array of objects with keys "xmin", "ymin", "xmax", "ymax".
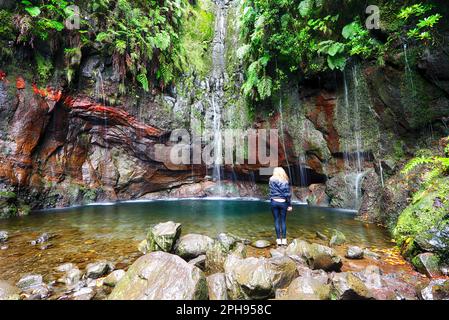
[{"xmin": 271, "ymin": 167, "xmax": 289, "ymax": 183}]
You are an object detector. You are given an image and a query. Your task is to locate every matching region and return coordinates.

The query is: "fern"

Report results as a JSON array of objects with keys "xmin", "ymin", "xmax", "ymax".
[{"xmin": 136, "ymin": 72, "xmax": 149, "ymax": 92}]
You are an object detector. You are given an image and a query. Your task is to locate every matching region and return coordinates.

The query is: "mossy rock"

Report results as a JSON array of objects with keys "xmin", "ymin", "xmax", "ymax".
[{"xmin": 412, "ymin": 253, "xmax": 442, "ymax": 278}]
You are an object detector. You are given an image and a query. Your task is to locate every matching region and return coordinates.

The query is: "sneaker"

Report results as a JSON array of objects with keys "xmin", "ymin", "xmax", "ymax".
[
  {"xmin": 281, "ymin": 239, "xmax": 287, "ymax": 246},
  {"xmin": 276, "ymin": 239, "xmax": 282, "ymax": 246}
]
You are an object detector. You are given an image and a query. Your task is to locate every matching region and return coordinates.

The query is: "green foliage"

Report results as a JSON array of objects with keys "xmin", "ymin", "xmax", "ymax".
[
  {"xmin": 181, "ymin": 0, "xmax": 215, "ymax": 77},
  {"xmin": 35, "ymin": 53, "xmax": 53, "ymax": 81},
  {"xmin": 401, "ymin": 143, "xmax": 449, "ymax": 185},
  {"xmin": 397, "ymin": 3, "xmax": 442, "ymax": 43},
  {"xmin": 239, "ymin": 0, "xmax": 444, "ymax": 101},
  {"xmin": 20, "ymin": 0, "xmax": 72, "ymax": 40}
]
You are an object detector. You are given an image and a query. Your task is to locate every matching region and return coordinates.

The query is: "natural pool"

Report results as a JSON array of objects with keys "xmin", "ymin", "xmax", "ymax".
[{"xmin": 0, "ymin": 199, "xmax": 398, "ymax": 283}]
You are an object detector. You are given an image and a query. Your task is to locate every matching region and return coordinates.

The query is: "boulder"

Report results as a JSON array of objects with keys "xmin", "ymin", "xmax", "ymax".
[
  {"xmin": 331, "ymin": 272, "xmax": 373, "ymax": 300},
  {"xmin": 286, "ymin": 239, "xmax": 342, "ymax": 271},
  {"xmin": 412, "ymin": 253, "xmax": 442, "ymax": 278},
  {"xmin": 421, "ymin": 279, "xmax": 449, "ymax": 300},
  {"xmin": 103, "ymin": 270, "xmax": 126, "ymax": 287},
  {"xmin": 146, "ymin": 221, "xmax": 182, "ymax": 253},
  {"xmin": 251, "ymin": 240, "xmax": 271, "ymax": 249},
  {"xmin": 85, "ymin": 261, "xmax": 114, "ymax": 279},
  {"xmin": 282, "ymin": 270, "xmax": 331, "ymax": 300},
  {"xmin": 16, "ymin": 274, "xmax": 43, "ymax": 291},
  {"xmin": 175, "ymin": 234, "xmax": 214, "ymax": 259},
  {"xmin": 345, "ymin": 246, "xmax": 364, "ymax": 259},
  {"xmin": 206, "ymin": 233, "xmax": 246, "ymax": 273},
  {"xmin": 0, "ymin": 280, "xmax": 20, "ymax": 300},
  {"xmin": 329, "ymin": 229, "xmax": 346, "ymax": 246},
  {"xmin": 0, "ymin": 230, "xmax": 8, "ymax": 242},
  {"xmin": 59, "ymin": 268, "xmax": 82, "ymax": 286},
  {"xmin": 415, "ymin": 224, "xmax": 449, "ymax": 257},
  {"xmin": 207, "ymin": 273, "xmax": 228, "ymax": 300},
  {"xmin": 109, "ymin": 252, "xmax": 207, "ymax": 300},
  {"xmin": 224, "ymin": 254, "xmax": 298, "ymax": 300}
]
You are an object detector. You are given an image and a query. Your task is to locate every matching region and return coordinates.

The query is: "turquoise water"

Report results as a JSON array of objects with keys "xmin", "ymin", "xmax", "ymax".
[{"xmin": 0, "ymin": 200, "xmax": 392, "ymax": 282}]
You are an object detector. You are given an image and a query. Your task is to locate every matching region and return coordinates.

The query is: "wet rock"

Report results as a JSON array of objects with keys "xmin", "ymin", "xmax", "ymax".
[
  {"xmin": 251, "ymin": 240, "xmax": 271, "ymax": 249},
  {"xmin": 0, "ymin": 230, "xmax": 8, "ymax": 242},
  {"xmin": 59, "ymin": 268, "xmax": 82, "ymax": 286},
  {"xmin": 415, "ymin": 224, "xmax": 449, "ymax": 257},
  {"xmin": 345, "ymin": 246, "xmax": 364, "ymax": 259},
  {"xmin": 282, "ymin": 271, "xmax": 331, "ymax": 300},
  {"xmin": 325, "ymin": 173, "xmax": 356, "ymax": 209},
  {"xmin": 72, "ymin": 287, "xmax": 95, "ymax": 300},
  {"xmin": 30, "ymin": 233, "xmax": 53, "ymax": 246},
  {"xmin": 421, "ymin": 279, "xmax": 449, "ymax": 300},
  {"xmin": 331, "ymin": 272, "xmax": 373, "ymax": 300},
  {"xmin": 412, "ymin": 253, "xmax": 442, "ymax": 278},
  {"xmin": 206, "ymin": 234, "xmax": 246, "ymax": 274},
  {"xmin": 146, "ymin": 221, "xmax": 182, "ymax": 253},
  {"xmin": 55, "ymin": 263, "xmax": 76, "ymax": 273},
  {"xmin": 109, "ymin": 252, "xmax": 207, "ymax": 300},
  {"xmin": 175, "ymin": 234, "xmax": 214, "ymax": 259},
  {"xmin": 224, "ymin": 255, "xmax": 298, "ymax": 300},
  {"xmin": 287, "ymin": 240, "xmax": 342, "ymax": 272},
  {"xmin": 207, "ymin": 273, "xmax": 228, "ymax": 300},
  {"xmin": 0, "ymin": 280, "xmax": 20, "ymax": 300},
  {"xmin": 16, "ymin": 274, "xmax": 43, "ymax": 291},
  {"xmin": 329, "ymin": 229, "xmax": 346, "ymax": 246},
  {"xmin": 103, "ymin": 270, "xmax": 126, "ymax": 287},
  {"xmin": 85, "ymin": 261, "xmax": 114, "ymax": 279},
  {"xmin": 188, "ymin": 255, "xmax": 206, "ymax": 270},
  {"xmin": 315, "ymin": 231, "xmax": 328, "ymax": 241}
]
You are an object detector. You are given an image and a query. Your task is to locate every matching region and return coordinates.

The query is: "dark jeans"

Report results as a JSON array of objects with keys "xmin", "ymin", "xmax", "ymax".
[{"xmin": 271, "ymin": 200, "xmax": 287, "ymax": 239}]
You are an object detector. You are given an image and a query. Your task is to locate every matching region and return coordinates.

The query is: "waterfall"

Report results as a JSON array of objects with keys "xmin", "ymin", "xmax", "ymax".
[
  {"xmin": 208, "ymin": 0, "xmax": 229, "ymax": 191},
  {"xmin": 341, "ymin": 65, "xmax": 366, "ymax": 209},
  {"xmin": 278, "ymin": 97, "xmax": 292, "ymax": 178}
]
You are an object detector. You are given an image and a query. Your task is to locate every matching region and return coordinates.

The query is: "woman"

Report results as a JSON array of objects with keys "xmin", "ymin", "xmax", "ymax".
[{"xmin": 269, "ymin": 167, "xmax": 292, "ymax": 247}]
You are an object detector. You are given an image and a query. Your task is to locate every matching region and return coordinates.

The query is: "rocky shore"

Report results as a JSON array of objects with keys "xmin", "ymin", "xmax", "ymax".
[{"xmin": 1, "ymin": 221, "xmax": 448, "ymax": 301}]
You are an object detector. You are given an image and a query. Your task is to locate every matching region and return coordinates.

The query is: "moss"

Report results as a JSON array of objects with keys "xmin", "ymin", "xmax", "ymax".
[{"xmin": 393, "ymin": 177, "xmax": 449, "ymax": 247}]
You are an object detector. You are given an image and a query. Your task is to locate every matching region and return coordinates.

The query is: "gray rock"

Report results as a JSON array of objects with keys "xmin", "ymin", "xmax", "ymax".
[
  {"xmin": 206, "ymin": 235, "xmax": 246, "ymax": 274},
  {"xmin": 0, "ymin": 230, "xmax": 8, "ymax": 242},
  {"xmin": 345, "ymin": 246, "xmax": 364, "ymax": 259},
  {"xmin": 103, "ymin": 270, "xmax": 126, "ymax": 287},
  {"xmin": 146, "ymin": 221, "xmax": 182, "ymax": 253},
  {"xmin": 315, "ymin": 231, "xmax": 328, "ymax": 241},
  {"xmin": 207, "ymin": 273, "xmax": 228, "ymax": 300},
  {"xmin": 287, "ymin": 240, "xmax": 342, "ymax": 272},
  {"xmin": 16, "ymin": 274, "xmax": 43, "ymax": 291},
  {"xmin": 109, "ymin": 252, "xmax": 207, "ymax": 300},
  {"xmin": 0, "ymin": 280, "xmax": 20, "ymax": 300},
  {"xmin": 421, "ymin": 279, "xmax": 449, "ymax": 300},
  {"xmin": 85, "ymin": 261, "xmax": 114, "ymax": 279},
  {"xmin": 251, "ymin": 240, "xmax": 271, "ymax": 249},
  {"xmin": 72, "ymin": 287, "xmax": 95, "ymax": 300},
  {"xmin": 270, "ymin": 248, "xmax": 286, "ymax": 258},
  {"xmin": 415, "ymin": 224, "xmax": 449, "ymax": 257},
  {"xmin": 282, "ymin": 271, "xmax": 331, "ymax": 300},
  {"xmin": 55, "ymin": 263, "xmax": 76, "ymax": 273},
  {"xmin": 329, "ymin": 229, "xmax": 346, "ymax": 246},
  {"xmin": 188, "ymin": 255, "xmax": 206, "ymax": 270},
  {"xmin": 175, "ymin": 234, "xmax": 214, "ymax": 259},
  {"xmin": 412, "ymin": 253, "xmax": 442, "ymax": 278},
  {"xmin": 59, "ymin": 268, "xmax": 82, "ymax": 286},
  {"xmin": 30, "ymin": 233, "xmax": 52, "ymax": 246},
  {"xmin": 331, "ymin": 272, "xmax": 373, "ymax": 300},
  {"xmin": 224, "ymin": 254, "xmax": 298, "ymax": 300}
]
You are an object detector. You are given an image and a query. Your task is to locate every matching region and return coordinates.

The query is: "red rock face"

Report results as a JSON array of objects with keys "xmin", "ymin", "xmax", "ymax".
[{"xmin": 307, "ymin": 92, "xmax": 340, "ymax": 154}]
